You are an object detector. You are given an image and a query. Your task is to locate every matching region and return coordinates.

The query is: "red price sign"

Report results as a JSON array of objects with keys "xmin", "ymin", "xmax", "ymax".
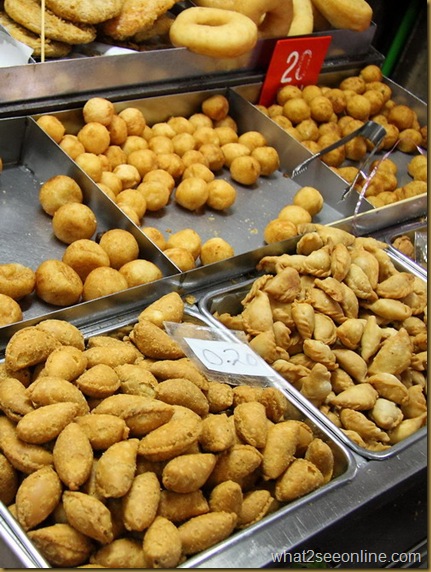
[{"xmin": 259, "ymin": 36, "xmax": 332, "ymax": 107}]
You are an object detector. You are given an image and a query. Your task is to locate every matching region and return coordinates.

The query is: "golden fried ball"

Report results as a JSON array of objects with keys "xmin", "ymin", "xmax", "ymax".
[
  {"xmin": 282, "ymin": 98, "xmax": 311, "ymax": 124},
  {"xmin": 52, "ymin": 203, "xmax": 98, "ymax": 244},
  {"xmin": 193, "ymin": 126, "xmax": 220, "ymax": 147},
  {"xmin": 214, "ymin": 115, "xmax": 238, "ymax": 131},
  {"xmin": 276, "ymin": 85, "xmax": 303, "ymax": 105},
  {"xmin": 360, "ymin": 65, "xmax": 383, "ymax": 83},
  {"xmin": 397, "ymin": 129, "xmax": 423, "ymax": 153},
  {"xmin": 82, "ymin": 267, "xmax": 128, "ymax": 301},
  {"xmin": 309, "ymin": 96, "xmax": 334, "ymax": 123},
  {"xmin": 97, "ymin": 183, "xmax": 116, "ymax": 200},
  {"xmin": 104, "ymin": 145, "xmax": 128, "ymax": 169},
  {"xmin": 238, "ymin": 131, "xmax": 267, "ymax": 151},
  {"xmin": 116, "ymin": 189, "xmax": 147, "ymax": 219},
  {"xmin": 36, "ymin": 115, "xmax": 65, "ymax": 143},
  {"xmin": 167, "ymin": 116, "xmax": 195, "ymax": 135},
  {"xmin": 163, "ymin": 247, "xmax": 196, "ymax": 271},
  {"xmin": 172, "ymin": 132, "xmax": 197, "ymax": 156},
  {"xmin": 363, "ymin": 90, "xmax": 384, "ymax": 115},
  {"xmin": 230, "ymin": 156, "xmax": 261, "ymax": 186},
  {"xmin": 141, "ymin": 226, "xmax": 167, "ymax": 250},
  {"xmin": 148, "ymin": 135, "xmax": 174, "ymax": 155},
  {"xmin": 345, "ymin": 94, "xmax": 371, "ymax": 121},
  {"xmin": 121, "ymin": 136, "xmax": 148, "ymax": 156},
  {"xmin": 344, "ymin": 137, "xmax": 367, "ymax": 161},
  {"xmin": 339, "ymin": 75, "xmax": 366, "ymax": 94},
  {"xmin": 181, "ymin": 150, "xmax": 209, "ymax": 169},
  {"xmin": 166, "ymin": 228, "xmax": 202, "ymax": 260},
  {"xmin": 113, "ymin": 163, "xmax": 141, "ymax": 189},
  {"xmin": 272, "ymin": 115, "xmax": 294, "ymax": 130},
  {"xmin": 118, "ymin": 107, "xmax": 146, "ymax": 136},
  {"xmin": 0, "ymin": 263, "xmax": 36, "ymax": 300},
  {"xmin": 98, "ymin": 229, "xmax": 140, "ymax": 269},
  {"xmin": 325, "ymin": 88, "xmax": 347, "ymax": 115},
  {"xmin": 107, "ymin": 115, "xmax": 128, "ymax": 146},
  {"xmin": 365, "ymin": 81, "xmax": 392, "ymax": 103},
  {"xmin": 143, "ymin": 169, "xmax": 176, "ymax": 194},
  {"xmin": 293, "ymin": 186, "xmax": 324, "ymax": 216},
  {"xmin": 202, "ymin": 94, "xmax": 229, "ymax": 121},
  {"xmin": 221, "ymin": 142, "xmax": 251, "ymax": 168},
  {"xmin": 39, "ymin": 175, "xmax": 83, "ymax": 216},
  {"xmin": 199, "ymin": 143, "xmax": 225, "ymax": 171},
  {"xmin": 175, "ymin": 177, "xmax": 209, "ymax": 211},
  {"xmin": 75, "ymin": 152, "xmax": 104, "ymax": 183},
  {"xmin": 99, "ymin": 171, "xmax": 123, "ymax": 196},
  {"xmin": 120, "ymin": 205, "xmax": 141, "ymax": 226},
  {"xmin": 58, "ymin": 135, "xmax": 85, "ymax": 160},
  {"xmin": 62, "ymin": 239, "xmax": 110, "ymax": 281},
  {"xmin": 295, "ymin": 119, "xmax": 320, "ymax": 142},
  {"xmin": 188, "ymin": 112, "xmax": 213, "ymax": 130},
  {"xmin": 407, "ymin": 154, "xmax": 427, "ymax": 181},
  {"xmin": 83, "ymin": 97, "xmax": 115, "ymax": 126},
  {"xmin": 251, "ymin": 146, "xmax": 280, "ymax": 176},
  {"xmin": 200, "ymin": 237, "xmax": 234, "ymax": 265},
  {"xmin": 127, "ymin": 149, "xmax": 158, "ymax": 178},
  {"xmin": 0, "ymin": 293, "xmax": 23, "ymax": 326},
  {"xmin": 151, "ymin": 122, "xmax": 176, "ymax": 138},
  {"xmin": 380, "ymin": 123, "xmax": 400, "ymax": 150},
  {"xmin": 267, "ymin": 104, "xmax": 283, "ymax": 118},
  {"xmin": 35, "ymin": 260, "xmax": 83, "ymax": 306},
  {"xmin": 213, "ymin": 126, "xmax": 238, "ymax": 146},
  {"xmin": 119, "ymin": 259, "xmax": 163, "ymax": 287},
  {"xmin": 264, "ymin": 219, "xmax": 298, "ymax": 244},
  {"xmin": 387, "ymin": 104, "xmax": 415, "ymax": 130},
  {"xmin": 206, "ymin": 179, "xmax": 237, "ymax": 210},
  {"xmin": 229, "ymin": 156, "xmax": 261, "ymax": 186},
  {"xmin": 156, "ymin": 153, "xmax": 185, "ymax": 180},
  {"xmin": 136, "ymin": 181, "xmax": 170, "ymax": 212},
  {"xmin": 301, "ymin": 84, "xmax": 323, "ymax": 103},
  {"xmin": 182, "ymin": 163, "xmax": 215, "ymax": 183},
  {"xmin": 77, "ymin": 122, "xmax": 111, "ymax": 154},
  {"xmin": 277, "ymin": 204, "xmax": 312, "ymax": 226}
]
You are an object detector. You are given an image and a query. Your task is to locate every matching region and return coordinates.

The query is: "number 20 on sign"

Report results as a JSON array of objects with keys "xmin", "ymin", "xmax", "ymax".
[{"xmin": 259, "ymin": 36, "xmax": 332, "ymax": 107}]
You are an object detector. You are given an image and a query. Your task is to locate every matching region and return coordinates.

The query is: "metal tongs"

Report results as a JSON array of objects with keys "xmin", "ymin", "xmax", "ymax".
[{"xmin": 290, "ymin": 120, "xmax": 387, "ymax": 199}]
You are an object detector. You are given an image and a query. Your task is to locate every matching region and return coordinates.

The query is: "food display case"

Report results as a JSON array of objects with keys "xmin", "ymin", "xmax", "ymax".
[{"xmin": 0, "ymin": 2, "xmax": 427, "ymax": 567}]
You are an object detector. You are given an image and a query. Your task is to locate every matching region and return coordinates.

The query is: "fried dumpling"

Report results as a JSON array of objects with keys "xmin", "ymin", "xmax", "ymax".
[
  {"xmin": 368, "ymin": 328, "xmax": 412, "ymax": 376},
  {"xmin": 376, "ymin": 272, "xmax": 415, "ymax": 299},
  {"xmin": 330, "ymin": 383, "xmax": 378, "ymax": 411},
  {"xmin": 340, "ymin": 408, "xmax": 390, "ymax": 443},
  {"xmin": 263, "ymin": 267, "xmax": 301, "ymax": 303},
  {"xmin": 242, "ymin": 290, "xmax": 274, "ymax": 336}
]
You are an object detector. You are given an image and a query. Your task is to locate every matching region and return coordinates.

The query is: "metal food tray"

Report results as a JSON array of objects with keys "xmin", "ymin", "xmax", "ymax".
[
  {"xmin": 198, "ymin": 251, "xmax": 427, "ymax": 461},
  {"xmin": 384, "ymin": 220, "xmax": 427, "ymax": 279},
  {"xmin": 0, "ymin": 115, "xmax": 181, "ymax": 349},
  {"xmin": 0, "ymin": 305, "xmax": 356, "ymax": 569}
]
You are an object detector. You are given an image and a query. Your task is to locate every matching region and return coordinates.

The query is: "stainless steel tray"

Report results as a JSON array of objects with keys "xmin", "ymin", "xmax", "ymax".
[
  {"xmin": 0, "ymin": 304, "xmax": 356, "ymax": 569},
  {"xmin": 383, "ymin": 220, "xmax": 427, "ymax": 279},
  {"xmin": 198, "ymin": 252, "xmax": 427, "ymax": 461}
]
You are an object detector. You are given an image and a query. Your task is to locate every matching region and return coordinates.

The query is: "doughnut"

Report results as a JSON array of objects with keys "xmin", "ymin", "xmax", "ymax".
[
  {"xmin": 169, "ymin": 7, "xmax": 258, "ymax": 58},
  {"xmin": 4, "ymin": 0, "xmax": 96, "ymax": 44},
  {"xmin": 192, "ymin": 0, "xmax": 293, "ymax": 39},
  {"xmin": 311, "ymin": 0, "xmax": 372, "ymax": 32},
  {"xmin": 288, "ymin": 0, "xmax": 313, "ymax": 36},
  {"xmin": 44, "ymin": 0, "xmax": 124, "ymax": 25}
]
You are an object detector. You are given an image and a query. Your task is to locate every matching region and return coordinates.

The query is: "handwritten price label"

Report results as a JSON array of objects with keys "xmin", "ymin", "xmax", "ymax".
[
  {"xmin": 184, "ymin": 338, "xmax": 274, "ymax": 377},
  {"xmin": 259, "ymin": 35, "xmax": 332, "ymax": 107}
]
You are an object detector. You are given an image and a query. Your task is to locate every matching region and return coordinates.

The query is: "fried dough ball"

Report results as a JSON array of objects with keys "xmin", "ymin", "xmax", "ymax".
[
  {"xmin": 116, "ymin": 189, "xmax": 147, "ymax": 219},
  {"xmin": 325, "ymin": 89, "xmax": 347, "ymax": 115},
  {"xmin": 360, "ymin": 64, "xmax": 383, "ymax": 83},
  {"xmin": 200, "ymin": 237, "xmax": 234, "ymax": 265},
  {"xmin": 397, "ymin": 129, "xmax": 423, "ymax": 153},
  {"xmin": 166, "ymin": 229, "xmax": 202, "ymax": 260},
  {"xmin": 62, "ymin": 239, "xmax": 110, "ymax": 281},
  {"xmin": 52, "ymin": 203, "xmax": 98, "ymax": 245},
  {"xmin": 127, "ymin": 149, "xmax": 158, "ymax": 178},
  {"xmin": 276, "ymin": 85, "xmax": 303, "ymax": 105},
  {"xmin": 251, "ymin": 146, "xmax": 280, "ymax": 176},
  {"xmin": 98, "ymin": 229, "xmax": 140, "ymax": 270},
  {"xmin": 221, "ymin": 143, "xmax": 250, "ymax": 167},
  {"xmin": 77, "ymin": 122, "xmax": 110, "ymax": 155},
  {"xmin": 293, "ymin": 186, "xmax": 324, "ymax": 216},
  {"xmin": 75, "ymin": 153, "xmax": 104, "ymax": 183},
  {"xmin": 199, "ymin": 143, "xmax": 224, "ymax": 171},
  {"xmin": 122, "ymin": 136, "xmax": 148, "ymax": 155},
  {"xmin": 278, "ymin": 204, "xmax": 312, "ymax": 226},
  {"xmin": 156, "ymin": 153, "xmax": 185, "ymax": 180},
  {"xmin": 213, "ymin": 126, "xmax": 238, "ymax": 146},
  {"xmin": 363, "ymin": 90, "xmax": 384, "ymax": 115},
  {"xmin": 163, "ymin": 247, "xmax": 196, "ymax": 271},
  {"xmin": 340, "ymin": 75, "xmax": 366, "ymax": 94},
  {"xmin": 296, "ymin": 119, "xmax": 320, "ymax": 142},
  {"xmin": 309, "ymin": 96, "xmax": 334, "ymax": 123},
  {"xmin": 167, "ymin": 116, "xmax": 195, "ymax": 135},
  {"xmin": 143, "ymin": 169, "xmax": 176, "ymax": 194},
  {"xmin": 35, "ymin": 260, "xmax": 83, "ymax": 306},
  {"xmin": 346, "ymin": 94, "xmax": 371, "ymax": 121},
  {"xmin": 151, "ymin": 122, "xmax": 176, "ymax": 138},
  {"xmin": 407, "ymin": 154, "xmax": 427, "ymax": 181},
  {"xmin": 202, "ymin": 95, "xmax": 229, "ymax": 122},
  {"xmin": 182, "ymin": 163, "xmax": 215, "ymax": 183},
  {"xmin": 118, "ymin": 107, "xmax": 146, "ymax": 136},
  {"xmin": 99, "ymin": 171, "xmax": 123, "ymax": 196},
  {"xmin": 189, "ymin": 112, "xmax": 213, "ymax": 130},
  {"xmin": 172, "ymin": 132, "xmax": 197, "ymax": 156},
  {"xmin": 175, "ymin": 177, "xmax": 209, "ymax": 211},
  {"xmin": 119, "ymin": 259, "xmax": 163, "ymax": 287},
  {"xmin": 113, "ymin": 164, "xmax": 141, "ymax": 190},
  {"xmin": 39, "ymin": 175, "xmax": 83, "ymax": 216},
  {"xmin": 107, "ymin": 114, "xmax": 128, "ymax": 146},
  {"xmin": 301, "ymin": 85, "xmax": 323, "ymax": 103},
  {"xmin": 387, "ymin": 104, "xmax": 415, "ymax": 130},
  {"xmin": 282, "ymin": 98, "xmax": 311, "ymax": 124},
  {"xmin": 264, "ymin": 219, "xmax": 298, "ymax": 244},
  {"xmin": 230, "ymin": 156, "xmax": 261, "ymax": 186},
  {"xmin": 0, "ymin": 263, "xmax": 36, "ymax": 300},
  {"xmin": 181, "ymin": 150, "xmax": 209, "ymax": 169},
  {"xmin": 238, "ymin": 131, "xmax": 267, "ymax": 151},
  {"xmin": 136, "ymin": 181, "xmax": 170, "ymax": 212},
  {"xmin": 82, "ymin": 267, "xmax": 128, "ymax": 301},
  {"xmin": 148, "ymin": 135, "xmax": 174, "ymax": 155},
  {"xmin": 104, "ymin": 145, "xmax": 128, "ymax": 169},
  {"xmin": 36, "ymin": 115, "xmax": 65, "ymax": 143},
  {"xmin": 120, "ymin": 205, "xmax": 141, "ymax": 226},
  {"xmin": 83, "ymin": 97, "xmax": 115, "ymax": 126},
  {"xmin": 0, "ymin": 293, "xmax": 23, "ymax": 326},
  {"xmin": 141, "ymin": 227, "xmax": 167, "ymax": 251},
  {"xmin": 59, "ymin": 135, "xmax": 86, "ymax": 160},
  {"xmin": 206, "ymin": 179, "xmax": 237, "ymax": 210}
]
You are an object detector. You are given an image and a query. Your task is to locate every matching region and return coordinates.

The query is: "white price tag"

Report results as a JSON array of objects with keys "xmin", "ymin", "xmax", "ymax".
[{"xmin": 184, "ymin": 337, "xmax": 274, "ymax": 377}]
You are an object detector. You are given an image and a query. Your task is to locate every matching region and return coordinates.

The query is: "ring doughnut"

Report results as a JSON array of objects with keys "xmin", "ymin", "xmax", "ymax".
[
  {"xmin": 193, "ymin": 0, "xmax": 293, "ymax": 39},
  {"xmin": 169, "ymin": 7, "xmax": 258, "ymax": 58}
]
